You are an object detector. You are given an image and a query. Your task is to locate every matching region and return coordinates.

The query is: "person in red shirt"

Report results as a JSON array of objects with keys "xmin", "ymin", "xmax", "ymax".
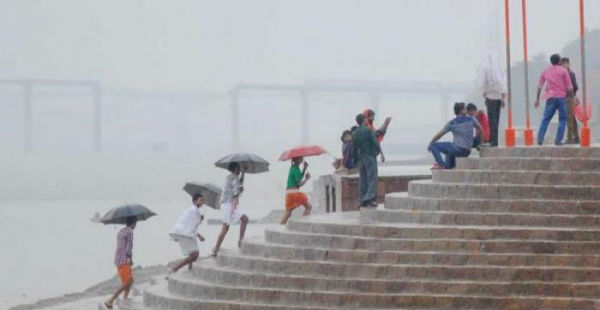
[{"xmin": 467, "ymin": 103, "xmax": 490, "ymax": 149}]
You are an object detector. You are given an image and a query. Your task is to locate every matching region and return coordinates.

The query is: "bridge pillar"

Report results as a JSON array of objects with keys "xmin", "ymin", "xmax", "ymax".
[
  {"xmin": 440, "ymin": 94, "xmax": 450, "ymax": 121},
  {"xmin": 369, "ymin": 91, "xmax": 380, "ymax": 115},
  {"xmin": 300, "ymin": 90, "xmax": 309, "ymax": 144},
  {"xmin": 93, "ymin": 85, "xmax": 102, "ymax": 152},
  {"xmin": 23, "ymin": 83, "xmax": 33, "ymax": 153},
  {"xmin": 231, "ymin": 88, "xmax": 240, "ymax": 150}
]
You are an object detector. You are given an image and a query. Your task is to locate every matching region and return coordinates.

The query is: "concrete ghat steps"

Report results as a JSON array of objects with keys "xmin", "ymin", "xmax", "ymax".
[
  {"xmin": 216, "ymin": 252, "xmax": 600, "ymax": 282},
  {"xmin": 407, "ymin": 180, "xmax": 600, "ymax": 200},
  {"xmin": 144, "ymin": 283, "xmax": 342, "ymax": 310},
  {"xmin": 157, "ymin": 275, "xmax": 599, "ymax": 310},
  {"xmin": 359, "ymin": 208, "xmax": 600, "ymax": 227},
  {"xmin": 240, "ymin": 240, "xmax": 600, "ymax": 267},
  {"xmin": 185, "ymin": 259, "xmax": 600, "ymax": 298},
  {"xmin": 479, "ymin": 146, "xmax": 600, "ymax": 158},
  {"xmin": 384, "ymin": 193, "xmax": 600, "ymax": 215},
  {"xmin": 456, "ymin": 157, "xmax": 600, "ymax": 171},
  {"xmin": 199, "ymin": 266, "xmax": 600, "ymax": 298},
  {"xmin": 432, "ymin": 169, "xmax": 600, "ymax": 185},
  {"xmin": 265, "ymin": 228, "xmax": 600, "ymax": 254},
  {"xmin": 288, "ymin": 214, "xmax": 600, "ymax": 238}
]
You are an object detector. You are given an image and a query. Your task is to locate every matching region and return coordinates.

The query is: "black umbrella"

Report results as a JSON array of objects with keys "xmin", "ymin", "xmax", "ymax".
[
  {"xmin": 182, "ymin": 182, "xmax": 222, "ymax": 209},
  {"xmin": 215, "ymin": 152, "xmax": 270, "ymax": 174},
  {"xmin": 100, "ymin": 204, "xmax": 156, "ymax": 225}
]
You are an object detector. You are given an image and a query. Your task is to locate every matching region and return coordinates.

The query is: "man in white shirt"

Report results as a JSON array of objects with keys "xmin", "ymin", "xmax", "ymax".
[
  {"xmin": 477, "ymin": 52, "xmax": 507, "ymax": 147},
  {"xmin": 167, "ymin": 193, "xmax": 206, "ymax": 276}
]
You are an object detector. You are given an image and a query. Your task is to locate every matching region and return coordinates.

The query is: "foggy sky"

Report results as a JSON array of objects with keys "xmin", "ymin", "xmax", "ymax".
[{"xmin": 2, "ymin": 0, "xmax": 598, "ymax": 91}]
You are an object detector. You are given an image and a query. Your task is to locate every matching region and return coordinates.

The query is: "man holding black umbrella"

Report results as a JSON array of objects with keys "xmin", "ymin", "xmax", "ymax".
[
  {"xmin": 212, "ymin": 162, "xmax": 249, "ymax": 256},
  {"xmin": 103, "ymin": 216, "xmax": 136, "ymax": 309}
]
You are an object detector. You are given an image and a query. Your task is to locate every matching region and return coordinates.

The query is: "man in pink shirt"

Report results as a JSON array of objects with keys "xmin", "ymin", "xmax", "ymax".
[{"xmin": 534, "ymin": 53, "xmax": 573, "ymax": 145}]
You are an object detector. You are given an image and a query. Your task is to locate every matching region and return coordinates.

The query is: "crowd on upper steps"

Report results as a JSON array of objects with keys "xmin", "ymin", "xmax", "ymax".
[{"xmin": 428, "ymin": 52, "xmax": 579, "ymax": 170}]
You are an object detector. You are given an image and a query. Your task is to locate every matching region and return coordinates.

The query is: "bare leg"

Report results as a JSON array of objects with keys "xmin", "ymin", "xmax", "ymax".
[
  {"xmin": 303, "ymin": 202, "xmax": 312, "ymax": 216},
  {"xmin": 238, "ymin": 215, "xmax": 248, "ymax": 247},
  {"xmin": 123, "ymin": 280, "xmax": 132, "ymax": 300},
  {"xmin": 213, "ymin": 224, "xmax": 229, "ymax": 256},
  {"xmin": 280, "ymin": 210, "xmax": 292, "ymax": 225},
  {"xmin": 171, "ymin": 252, "xmax": 199, "ymax": 273},
  {"xmin": 105, "ymin": 281, "xmax": 132, "ymax": 308}
]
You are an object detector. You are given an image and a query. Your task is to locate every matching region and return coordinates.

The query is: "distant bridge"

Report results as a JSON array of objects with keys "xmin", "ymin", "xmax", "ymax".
[
  {"xmin": 229, "ymin": 79, "xmax": 472, "ymax": 149},
  {"xmin": 0, "ymin": 78, "xmax": 102, "ymax": 152}
]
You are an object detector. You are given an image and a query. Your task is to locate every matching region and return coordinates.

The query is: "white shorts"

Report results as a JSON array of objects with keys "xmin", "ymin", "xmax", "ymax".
[
  {"xmin": 220, "ymin": 202, "xmax": 245, "ymax": 225},
  {"xmin": 169, "ymin": 234, "xmax": 198, "ymax": 256}
]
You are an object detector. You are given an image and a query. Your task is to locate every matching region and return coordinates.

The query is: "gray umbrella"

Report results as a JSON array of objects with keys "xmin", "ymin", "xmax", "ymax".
[
  {"xmin": 182, "ymin": 182, "xmax": 222, "ymax": 209},
  {"xmin": 100, "ymin": 204, "xmax": 156, "ymax": 225},
  {"xmin": 215, "ymin": 152, "xmax": 270, "ymax": 174}
]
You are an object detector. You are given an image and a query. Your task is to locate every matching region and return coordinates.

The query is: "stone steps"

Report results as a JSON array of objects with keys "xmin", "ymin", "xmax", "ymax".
[
  {"xmin": 160, "ymin": 274, "xmax": 599, "ymax": 310},
  {"xmin": 384, "ymin": 193, "xmax": 600, "ymax": 215},
  {"xmin": 432, "ymin": 169, "xmax": 600, "ymax": 185},
  {"xmin": 360, "ymin": 208, "xmax": 600, "ymax": 227},
  {"xmin": 216, "ymin": 252, "xmax": 600, "ymax": 282},
  {"xmin": 143, "ymin": 283, "xmax": 342, "ymax": 310},
  {"xmin": 289, "ymin": 214, "xmax": 600, "ymax": 238},
  {"xmin": 265, "ymin": 228, "xmax": 600, "ymax": 254},
  {"xmin": 138, "ymin": 146, "xmax": 600, "ymax": 310},
  {"xmin": 187, "ymin": 261, "xmax": 600, "ymax": 298},
  {"xmin": 456, "ymin": 157, "xmax": 600, "ymax": 171},
  {"xmin": 479, "ymin": 146, "xmax": 600, "ymax": 158},
  {"xmin": 408, "ymin": 180, "xmax": 600, "ymax": 200},
  {"xmin": 240, "ymin": 240, "xmax": 600, "ymax": 267}
]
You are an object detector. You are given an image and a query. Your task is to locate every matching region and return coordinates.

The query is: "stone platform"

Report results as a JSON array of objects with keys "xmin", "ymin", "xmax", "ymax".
[
  {"xmin": 315, "ymin": 166, "xmax": 431, "ymax": 212},
  {"xmin": 136, "ymin": 146, "xmax": 600, "ymax": 310}
]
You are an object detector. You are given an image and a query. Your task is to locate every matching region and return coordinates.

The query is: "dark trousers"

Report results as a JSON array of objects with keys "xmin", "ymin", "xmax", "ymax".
[
  {"xmin": 473, "ymin": 136, "xmax": 481, "ymax": 149},
  {"xmin": 566, "ymin": 97, "xmax": 580, "ymax": 143},
  {"xmin": 358, "ymin": 156, "xmax": 378, "ymax": 206},
  {"xmin": 485, "ymin": 98, "xmax": 502, "ymax": 146}
]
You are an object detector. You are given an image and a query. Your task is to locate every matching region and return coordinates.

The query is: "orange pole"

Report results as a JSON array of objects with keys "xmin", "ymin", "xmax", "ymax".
[
  {"xmin": 521, "ymin": 0, "xmax": 534, "ymax": 145},
  {"xmin": 504, "ymin": 0, "xmax": 516, "ymax": 147},
  {"xmin": 579, "ymin": 0, "xmax": 591, "ymax": 147}
]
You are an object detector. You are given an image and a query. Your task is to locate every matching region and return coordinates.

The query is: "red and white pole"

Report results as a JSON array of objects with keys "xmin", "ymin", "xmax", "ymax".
[
  {"xmin": 521, "ymin": 0, "xmax": 534, "ymax": 145},
  {"xmin": 504, "ymin": 0, "xmax": 516, "ymax": 147},
  {"xmin": 579, "ymin": 0, "xmax": 591, "ymax": 147}
]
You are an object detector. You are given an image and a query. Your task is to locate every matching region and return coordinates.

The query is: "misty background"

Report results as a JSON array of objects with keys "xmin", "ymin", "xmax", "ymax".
[{"xmin": 1, "ymin": 0, "xmax": 599, "ymax": 307}]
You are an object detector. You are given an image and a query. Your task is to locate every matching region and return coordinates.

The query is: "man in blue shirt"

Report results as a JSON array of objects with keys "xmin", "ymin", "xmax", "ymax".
[{"xmin": 428, "ymin": 102, "xmax": 483, "ymax": 169}]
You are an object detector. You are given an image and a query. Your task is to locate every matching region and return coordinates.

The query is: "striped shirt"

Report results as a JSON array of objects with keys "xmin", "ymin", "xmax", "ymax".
[
  {"xmin": 114, "ymin": 226, "xmax": 133, "ymax": 266},
  {"xmin": 221, "ymin": 173, "xmax": 242, "ymax": 204}
]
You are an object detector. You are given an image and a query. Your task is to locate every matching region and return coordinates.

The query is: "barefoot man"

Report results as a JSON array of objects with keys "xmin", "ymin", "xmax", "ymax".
[
  {"xmin": 103, "ymin": 216, "xmax": 136, "ymax": 309},
  {"xmin": 280, "ymin": 157, "xmax": 312, "ymax": 225},
  {"xmin": 212, "ymin": 162, "xmax": 249, "ymax": 256},
  {"xmin": 167, "ymin": 193, "xmax": 206, "ymax": 277}
]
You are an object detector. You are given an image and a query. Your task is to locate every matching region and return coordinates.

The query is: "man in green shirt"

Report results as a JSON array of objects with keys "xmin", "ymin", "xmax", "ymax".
[
  {"xmin": 352, "ymin": 113, "xmax": 381, "ymax": 208},
  {"xmin": 280, "ymin": 157, "xmax": 312, "ymax": 224}
]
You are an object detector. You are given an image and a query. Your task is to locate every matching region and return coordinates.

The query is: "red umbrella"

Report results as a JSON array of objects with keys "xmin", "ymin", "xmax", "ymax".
[{"xmin": 279, "ymin": 145, "xmax": 327, "ymax": 161}]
